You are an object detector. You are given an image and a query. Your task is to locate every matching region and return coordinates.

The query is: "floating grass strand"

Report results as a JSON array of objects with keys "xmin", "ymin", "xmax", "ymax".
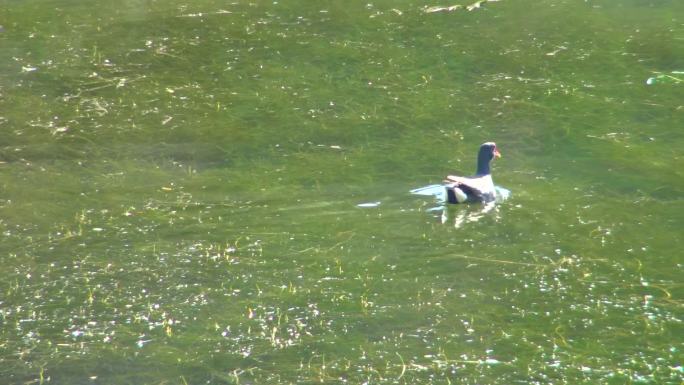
[{"xmin": 444, "ymin": 253, "xmax": 547, "ymax": 267}]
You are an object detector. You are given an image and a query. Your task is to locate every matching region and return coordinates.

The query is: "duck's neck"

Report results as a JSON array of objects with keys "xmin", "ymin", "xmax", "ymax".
[{"xmin": 476, "ymin": 153, "xmax": 491, "ymax": 176}]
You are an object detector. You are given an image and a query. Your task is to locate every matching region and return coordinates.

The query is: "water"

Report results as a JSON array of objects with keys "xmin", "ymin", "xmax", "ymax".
[{"xmin": 1, "ymin": 0, "xmax": 683, "ymax": 384}]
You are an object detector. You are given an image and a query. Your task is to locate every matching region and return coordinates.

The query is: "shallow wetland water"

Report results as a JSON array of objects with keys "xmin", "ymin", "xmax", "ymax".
[{"xmin": 1, "ymin": 0, "xmax": 683, "ymax": 384}]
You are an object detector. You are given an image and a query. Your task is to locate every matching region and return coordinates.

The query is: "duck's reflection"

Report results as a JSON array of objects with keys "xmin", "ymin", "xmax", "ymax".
[
  {"xmin": 437, "ymin": 201, "xmax": 497, "ymax": 228},
  {"xmin": 415, "ymin": 184, "xmax": 510, "ymax": 228}
]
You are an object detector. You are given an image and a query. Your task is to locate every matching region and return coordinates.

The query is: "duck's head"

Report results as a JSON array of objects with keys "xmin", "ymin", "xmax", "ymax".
[{"xmin": 476, "ymin": 142, "xmax": 501, "ymax": 175}]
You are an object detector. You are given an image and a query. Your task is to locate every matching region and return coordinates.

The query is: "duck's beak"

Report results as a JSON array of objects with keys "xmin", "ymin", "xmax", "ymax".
[{"xmin": 493, "ymin": 148, "xmax": 501, "ymax": 158}]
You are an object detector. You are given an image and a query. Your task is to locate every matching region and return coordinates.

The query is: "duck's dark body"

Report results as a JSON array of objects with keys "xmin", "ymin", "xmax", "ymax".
[
  {"xmin": 444, "ymin": 142, "xmax": 500, "ymax": 204},
  {"xmin": 446, "ymin": 181, "xmax": 494, "ymax": 204}
]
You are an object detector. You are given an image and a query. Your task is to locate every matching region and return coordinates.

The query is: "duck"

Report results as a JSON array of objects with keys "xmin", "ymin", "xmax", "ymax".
[{"xmin": 444, "ymin": 142, "xmax": 501, "ymax": 204}]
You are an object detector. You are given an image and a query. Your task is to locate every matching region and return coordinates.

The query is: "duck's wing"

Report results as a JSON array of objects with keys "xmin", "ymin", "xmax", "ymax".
[
  {"xmin": 444, "ymin": 175, "xmax": 484, "ymax": 193},
  {"xmin": 444, "ymin": 175, "xmax": 495, "ymax": 201}
]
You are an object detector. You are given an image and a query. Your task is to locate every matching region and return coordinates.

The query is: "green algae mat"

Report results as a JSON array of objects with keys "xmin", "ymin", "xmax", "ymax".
[{"xmin": 1, "ymin": 0, "xmax": 682, "ymax": 384}]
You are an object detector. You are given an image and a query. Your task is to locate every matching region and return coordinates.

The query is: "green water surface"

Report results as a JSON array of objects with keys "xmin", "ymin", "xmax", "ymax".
[{"xmin": 1, "ymin": 0, "xmax": 683, "ymax": 384}]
